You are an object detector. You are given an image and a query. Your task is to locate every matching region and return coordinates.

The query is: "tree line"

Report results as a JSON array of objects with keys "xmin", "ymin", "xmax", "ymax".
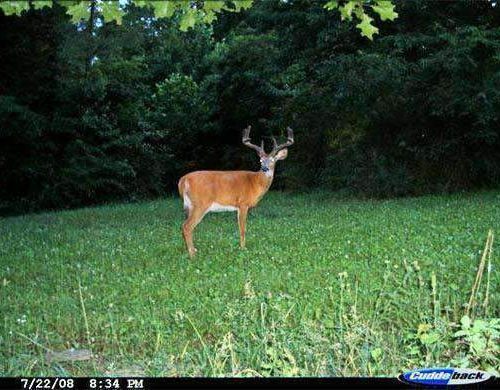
[{"xmin": 0, "ymin": 0, "xmax": 499, "ymax": 215}]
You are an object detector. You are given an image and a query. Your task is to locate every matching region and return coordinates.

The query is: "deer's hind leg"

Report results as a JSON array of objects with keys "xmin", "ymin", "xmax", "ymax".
[{"xmin": 182, "ymin": 206, "xmax": 207, "ymax": 258}]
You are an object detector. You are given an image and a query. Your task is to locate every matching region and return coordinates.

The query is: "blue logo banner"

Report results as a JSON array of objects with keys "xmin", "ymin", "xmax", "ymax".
[{"xmin": 400, "ymin": 367, "xmax": 493, "ymax": 386}]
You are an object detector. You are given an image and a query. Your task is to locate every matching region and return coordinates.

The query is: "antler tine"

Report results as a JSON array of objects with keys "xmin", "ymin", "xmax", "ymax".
[
  {"xmin": 242, "ymin": 125, "xmax": 251, "ymax": 141},
  {"xmin": 242, "ymin": 125, "xmax": 265, "ymax": 155},
  {"xmin": 271, "ymin": 127, "xmax": 294, "ymax": 155}
]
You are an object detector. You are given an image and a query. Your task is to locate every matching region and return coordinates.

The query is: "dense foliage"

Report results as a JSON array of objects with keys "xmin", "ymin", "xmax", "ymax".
[{"xmin": 0, "ymin": 0, "xmax": 499, "ymax": 214}]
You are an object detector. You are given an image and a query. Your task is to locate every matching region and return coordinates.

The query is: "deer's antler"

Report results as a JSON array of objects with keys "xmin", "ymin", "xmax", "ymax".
[
  {"xmin": 270, "ymin": 127, "xmax": 294, "ymax": 155},
  {"xmin": 242, "ymin": 126, "xmax": 266, "ymax": 156}
]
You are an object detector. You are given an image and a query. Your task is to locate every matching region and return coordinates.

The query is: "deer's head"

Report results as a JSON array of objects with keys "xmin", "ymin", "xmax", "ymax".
[{"xmin": 242, "ymin": 126, "xmax": 294, "ymax": 174}]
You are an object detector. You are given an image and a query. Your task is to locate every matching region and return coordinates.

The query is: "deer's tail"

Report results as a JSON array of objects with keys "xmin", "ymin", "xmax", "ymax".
[{"xmin": 178, "ymin": 176, "xmax": 192, "ymax": 214}]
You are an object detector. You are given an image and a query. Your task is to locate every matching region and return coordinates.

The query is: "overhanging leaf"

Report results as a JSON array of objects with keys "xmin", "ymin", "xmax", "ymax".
[
  {"xmin": 372, "ymin": 0, "xmax": 398, "ymax": 21},
  {"xmin": 66, "ymin": 1, "xmax": 90, "ymax": 22},
  {"xmin": 179, "ymin": 8, "xmax": 197, "ymax": 31},
  {"xmin": 100, "ymin": 1, "xmax": 124, "ymax": 24},
  {"xmin": 203, "ymin": 9, "xmax": 218, "ymax": 24},
  {"xmin": 356, "ymin": 12, "xmax": 379, "ymax": 40},
  {"xmin": 135, "ymin": 0, "xmax": 185, "ymax": 18},
  {"xmin": 204, "ymin": 0, "xmax": 228, "ymax": 13},
  {"xmin": 33, "ymin": 1, "xmax": 52, "ymax": 10},
  {"xmin": 231, "ymin": 0, "xmax": 253, "ymax": 11},
  {"xmin": 323, "ymin": 1, "xmax": 339, "ymax": 11},
  {"xmin": 0, "ymin": 1, "xmax": 30, "ymax": 15},
  {"xmin": 339, "ymin": 1, "xmax": 356, "ymax": 21}
]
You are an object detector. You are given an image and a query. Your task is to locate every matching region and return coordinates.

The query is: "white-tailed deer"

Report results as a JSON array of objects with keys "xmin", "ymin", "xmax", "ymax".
[{"xmin": 178, "ymin": 126, "xmax": 294, "ymax": 257}]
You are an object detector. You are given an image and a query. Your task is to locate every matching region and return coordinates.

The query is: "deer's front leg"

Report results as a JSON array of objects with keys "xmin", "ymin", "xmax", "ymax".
[{"xmin": 237, "ymin": 206, "xmax": 249, "ymax": 249}]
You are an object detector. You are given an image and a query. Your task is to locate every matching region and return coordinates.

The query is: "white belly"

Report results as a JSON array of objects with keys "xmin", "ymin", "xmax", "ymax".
[{"xmin": 207, "ymin": 202, "xmax": 238, "ymax": 213}]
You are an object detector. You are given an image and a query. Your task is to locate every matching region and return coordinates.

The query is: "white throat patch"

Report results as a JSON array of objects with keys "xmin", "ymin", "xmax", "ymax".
[{"xmin": 264, "ymin": 169, "xmax": 274, "ymax": 177}]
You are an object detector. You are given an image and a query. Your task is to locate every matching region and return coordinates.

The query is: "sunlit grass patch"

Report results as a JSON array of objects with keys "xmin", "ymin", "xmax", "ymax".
[{"xmin": 1, "ymin": 191, "xmax": 499, "ymax": 376}]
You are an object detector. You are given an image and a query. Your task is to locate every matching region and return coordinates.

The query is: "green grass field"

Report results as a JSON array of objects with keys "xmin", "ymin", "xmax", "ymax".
[{"xmin": 1, "ymin": 191, "xmax": 499, "ymax": 377}]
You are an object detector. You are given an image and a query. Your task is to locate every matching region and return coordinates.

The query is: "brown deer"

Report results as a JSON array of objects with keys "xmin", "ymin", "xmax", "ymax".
[{"xmin": 178, "ymin": 126, "xmax": 294, "ymax": 257}]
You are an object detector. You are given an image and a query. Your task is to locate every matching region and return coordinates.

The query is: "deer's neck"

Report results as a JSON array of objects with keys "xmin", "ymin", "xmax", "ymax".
[
  {"xmin": 260, "ymin": 166, "xmax": 275, "ymax": 179},
  {"xmin": 253, "ymin": 169, "xmax": 274, "ymax": 199}
]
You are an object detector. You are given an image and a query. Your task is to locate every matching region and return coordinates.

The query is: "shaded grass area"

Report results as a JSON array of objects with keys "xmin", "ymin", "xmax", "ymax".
[{"xmin": 1, "ymin": 191, "xmax": 499, "ymax": 376}]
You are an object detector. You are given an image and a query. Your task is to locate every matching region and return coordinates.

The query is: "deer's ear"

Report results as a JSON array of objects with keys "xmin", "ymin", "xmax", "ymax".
[{"xmin": 275, "ymin": 148, "xmax": 288, "ymax": 160}]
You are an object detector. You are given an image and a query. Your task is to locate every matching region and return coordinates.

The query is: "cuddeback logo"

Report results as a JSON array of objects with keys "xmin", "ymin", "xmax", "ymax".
[{"xmin": 400, "ymin": 367, "xmax": 494, "ymax": 386}]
